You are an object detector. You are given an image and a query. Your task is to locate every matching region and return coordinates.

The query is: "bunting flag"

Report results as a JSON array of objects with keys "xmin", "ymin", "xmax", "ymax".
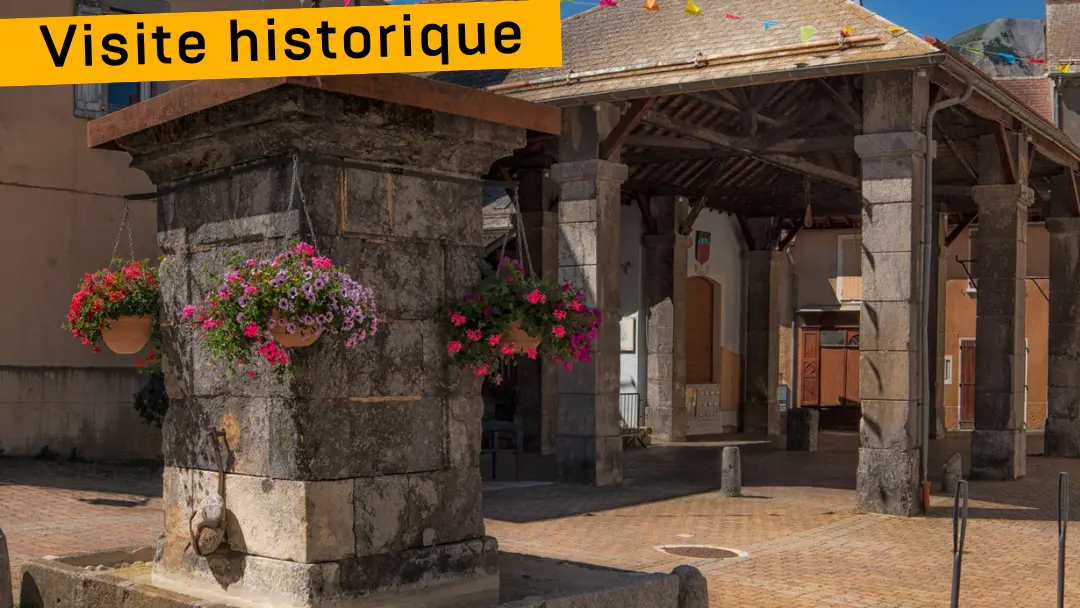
[
  {"xmin": 923, "ymin": 35, "xmax": 937, "ymax": 44},
  {"xmin": 684, "ymin": 0, "xmax": 701, "ymax": 15},
  {"xmin": 600, "ymin": 0, "xmax": 617, "ymax": 6},
  {"xmin": 841, "ymin": 26, "xmax": 855, "ymax": 37},
  {"xmin": 725, "ymin": 13, "xmax": 741, "ymax": 19},
  {"xmin": 1058, "ymin": 64, "xmax": 1071, "ymax": 73},
  {"xmin": 344, "ymin": 0, "xmax": 351, "ymax": 4},
  {"xmin": 799, "ymin": 26, "xmax": 817, "ymax": 43},
  {"xmin": 763, "ymin": 20, "xmax": 780, "ymax": 30},
  {"xmin": 644, "ymin": 0, "xmax": 659, "ymax": 11},
  {"xmin": 969, "ymin": 48, "xmax": 983, "ymax": 55},
  {"xmin": 1027, "ymin": 58, "xmax": 1046, "ymax": 64},
  {"xmin": 887, "ymin": 26, "xmax": 905, "ymax": 34}
]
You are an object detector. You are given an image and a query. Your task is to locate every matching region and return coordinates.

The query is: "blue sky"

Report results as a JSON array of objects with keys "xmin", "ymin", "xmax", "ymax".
[{"xmin": 557, "ymin": 0, "xmax": 1046, "ymax": 40}]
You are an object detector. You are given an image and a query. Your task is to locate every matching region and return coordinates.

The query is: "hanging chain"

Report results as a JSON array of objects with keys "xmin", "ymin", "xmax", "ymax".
[
  {"xmin": 286, "ymin": 154, "xmax": 320, "ymax": 253},
  {"xmin": 108, "ymin": 202, "xmax": 135, "ymax": 268},
  {"xmin": 495, "ymin": 181, "xmax": 535, "ymax": 276}
]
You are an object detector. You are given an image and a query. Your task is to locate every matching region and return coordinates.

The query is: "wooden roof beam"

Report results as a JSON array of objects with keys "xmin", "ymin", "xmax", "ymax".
[
  {"xmin": 642, "ymin": 110, "xmax": 859, "ymax": 190},
  {"xmin": 600, "ymin": 97, "xmax": 657, "ymax": 161}
]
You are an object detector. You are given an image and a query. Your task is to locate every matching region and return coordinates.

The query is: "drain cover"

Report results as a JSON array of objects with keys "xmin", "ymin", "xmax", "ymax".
[{"xmin": 657, "ymin": 545, "xmax": 740, "ymax": 559}]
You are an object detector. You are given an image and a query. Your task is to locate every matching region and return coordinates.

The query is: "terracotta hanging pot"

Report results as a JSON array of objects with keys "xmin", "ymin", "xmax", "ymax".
[
  {"xmin": 101, "ymin": 315, "xmax": 154, "ymax": 355},
  {"xmin": 270, "ymin": 310, "xmax": 322, "ymax": 348},
  {"xmin": 504, "ymin": 321, "xmax": 540, "ymax": 353}
]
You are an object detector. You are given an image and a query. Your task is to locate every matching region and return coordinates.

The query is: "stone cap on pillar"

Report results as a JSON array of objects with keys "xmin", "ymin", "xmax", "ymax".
[
  {"xmin": 973, "ymin": 184, "xmax": 1035, "ymax": 209},
  {"xmin": 853, "ymin": 131, "xmax": 926, "ymax": 158},
  {"xmin": 85, "ymin": 75, "xmax": 559, "ymax": 181}
]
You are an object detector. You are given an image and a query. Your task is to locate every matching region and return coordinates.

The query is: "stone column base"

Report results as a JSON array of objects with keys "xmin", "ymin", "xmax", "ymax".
[
  {"xmin": 970, "ymin": 429, "xmax": 1026, "ymax": 480},
  {"xmin": 1045, "ymin": 417, "xmax": 1080, "ymax": 458},
  {"xmin": 856, "ymin": 447, "xmax": 919, "ymax": 516}
]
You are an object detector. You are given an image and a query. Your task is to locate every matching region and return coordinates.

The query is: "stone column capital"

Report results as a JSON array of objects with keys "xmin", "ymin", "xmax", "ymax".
[
  {"xmin": 550, "ymin": 159, "xmax": 628, "ymax": 185},
  {"xmin": 1046, "ymin": 216, "xmax": 1080, "ymax": 234},
  {"xmin": 973, "ymin": 184, "xmax": 1035, "ymax": 209},
  {"xmin": 854, "ymin": 131, "xmax": 927, "ymax": 159}
]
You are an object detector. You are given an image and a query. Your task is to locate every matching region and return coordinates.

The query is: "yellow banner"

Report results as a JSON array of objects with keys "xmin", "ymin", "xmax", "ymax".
[{"xmin": 0, "ymin": 2, "xmax": 562, "ymax": 87}]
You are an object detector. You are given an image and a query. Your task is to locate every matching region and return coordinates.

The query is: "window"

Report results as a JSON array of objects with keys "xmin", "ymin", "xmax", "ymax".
[
  {"xmin": 944, "ymin": 355, "xmax": 953, "ymax": 385},
  {"xmin": 74, "ymin": 0, "xmax": 165, "ymax": 118},
  {"xmin": 836, "ymin": 233, "xmax": 862, "ymax": 302}
]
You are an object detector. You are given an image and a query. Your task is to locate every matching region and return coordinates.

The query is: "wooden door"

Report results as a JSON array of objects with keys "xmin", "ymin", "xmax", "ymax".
[
  {"xmin": 844, "ymin": 330, "xmax": 860, "ymax": 405},
  {"xmin": 818, "ymin": 330, "xmax": 848, "ymax": 406},
  {"xmin": 686, "ymin": 277, "xmax": 713, "ymax": 384},
  {"xmin": 800, "ymin": 329, "xmax": 820, "ymax": 405},
  {"xmin": 960, "ymin": 339, "xmax": 976, "ymax": 422}
]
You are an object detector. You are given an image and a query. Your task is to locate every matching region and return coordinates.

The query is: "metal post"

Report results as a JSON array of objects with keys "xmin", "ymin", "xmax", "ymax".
[
  {"xmin": 1058, "ymin": 472, "xmax": 1069, "ymax": 608},
  {"xmin": 949, "ymin": 479, "xmax": 969, "ymax": 608}
]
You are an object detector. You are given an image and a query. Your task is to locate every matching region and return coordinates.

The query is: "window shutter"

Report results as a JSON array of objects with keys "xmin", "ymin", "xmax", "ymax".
[
  {"xmin": 139, "ymin": 82, "xmax": 153, "ymax": 103},
  {"xmin": 74, "ymin": 1, "xmax": 105, "ymax": 118}
]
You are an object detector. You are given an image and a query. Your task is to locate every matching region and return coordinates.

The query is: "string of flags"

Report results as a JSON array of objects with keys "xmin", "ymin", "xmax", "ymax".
[{"xmin": 257, "ymin": 0, "xmax": 1074, "ymax": 73}]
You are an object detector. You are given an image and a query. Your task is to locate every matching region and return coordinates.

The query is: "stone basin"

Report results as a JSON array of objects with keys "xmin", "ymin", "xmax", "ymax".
[{"xmin": 18, "ymin": 547, "xmax": 700, "ymax": 608}]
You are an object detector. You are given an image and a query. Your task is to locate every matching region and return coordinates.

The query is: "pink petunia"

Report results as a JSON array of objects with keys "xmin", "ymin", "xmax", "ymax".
[
  {"xmin": 450, "ymin": 312, "xmax": 467, "ymax": 327},
  {"xmin": 182, "ymin": 304, "xmax": 196, "ymax": 319},
  {"xmin": 488, "ymin": 333, "xmax": 502, "ymax": 347},
  {"xmin": 466, "ymin": 329, "xmax": 483, "ymax": 342},
  {"xmin": 244, "ymin": 285, "xmax": 258, "ymax": 296},
  {"xmin": 501, "ymin": 344, "xmax": 516, "ymax": 356},
  {"xmin": 526, "ymin": 347, "xmax": 538, "ymax": 360},
  {"xmin": 563, "ymin": 361, "xmax": 574, "ymax": 371},
  {"xmin": 570, "ymin": 300, "xmax": 582, "ymax": 311},
  {"xmin": 474, "ymin": 364, "xmax": 489, "ymax": 376},
  {"xmin": 312, "ymin": 256, "xmax": 333, "ymax": 270},
  {"xmin": 243, "ymin": 322, "xmax": 260, "ymax": 338},
  {"xmin": 552, "ymin": 325, "xmax": 566, "ymax": 339},
  {"xmin": 525, "ymin": 289, "xmax": 546, "ymax": 305},
  {"xmin": 448, "ymin": 340, "xmax": 463, "ymax": 354},
  {"xmin": 554, "ymin": 309, "xmax": 566, "ymax": 320}
]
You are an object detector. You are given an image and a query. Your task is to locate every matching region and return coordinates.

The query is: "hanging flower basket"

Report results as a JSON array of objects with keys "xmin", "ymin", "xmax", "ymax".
[
  {"xmin": 65, "ymin": 259, "xmax": 160, "ymax": 355},
  {"xmin": 443, "ymin": 257, "xmax": 601, "ymax": 383},
  {"xmin": 101, "ymin": 315, "xmax": 155, "ymax": 354},
  {"xmin": 504, "ymin": 321, "xmax": 540, "ymax": 354},
  {"xmin": 185, "ymin": 242, "xmax": 377, "ymax": 379},
  {"xmin": 269, "ymin": 309, "xmax": 322, "ymax": 348}
]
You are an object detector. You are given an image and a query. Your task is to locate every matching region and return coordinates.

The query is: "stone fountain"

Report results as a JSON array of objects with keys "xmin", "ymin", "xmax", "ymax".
[{"xmin": 16, "ymin": 75, "xmax": 708, "ymax": 608}]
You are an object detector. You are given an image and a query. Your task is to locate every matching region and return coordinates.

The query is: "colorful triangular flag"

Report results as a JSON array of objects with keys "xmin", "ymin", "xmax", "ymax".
[
  {"xmin": 764, "ymin": 20, "xmax": 780, "ymax": 30},
  {"xmin": 684, "ymin": 0, "xmax": 700, "ymax": 14},
  {"xmin": 600, "ymin": 0, "xmax": 617, "ymax": 6},
  {"xmin": 725, "ymin": 13, "xmax": 741, "ymax": 19},
  {"xmin": 887, "ymin": 26, "xmax": 904, "ymax": 34},
  {"xmin": 923, "ymin": 35, "xmax": 937, "ymax": 44},
  {"xmin": 1027, "ymin": 58, "xmax": 1046, "ymax": 64},
  {"xmin": 969, "ymin": 48, "xmax": 984, "ymax": 55},
  {"xmin": 1057, "ymin": 64, "xmax": 1071, "ymax": 73},
  {"xmin": 841, "ymin": 27, "xmax": 855, "ymax": 37},
  {"xmin": 799, "ymin": 26, "xmax": 817, "ymax": 43},
  {"xmin": 344, "ymin": 0, "xmax": 351, "ymax": 5},
  {"xmin": 1001, "ymin": 53, "xmax": 1016, "ymax": 65}
]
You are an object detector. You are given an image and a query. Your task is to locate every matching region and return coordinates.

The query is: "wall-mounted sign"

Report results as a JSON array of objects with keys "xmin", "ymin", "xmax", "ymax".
[
  {"xmin": 620, "ymin": 316, "xmax": 635, "ymax": 353},
  {"xmin": 695, "ymin": 231, "xmax": 711, "ymax": 264}
]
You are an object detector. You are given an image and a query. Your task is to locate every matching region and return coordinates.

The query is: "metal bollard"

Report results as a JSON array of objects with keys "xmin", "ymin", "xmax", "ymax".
[
  {"xmin": 949, "ymin": 479, "xmax": 969, "ymax": 608},
  {"xmin": 720, "ymin": 446, "xmax": 741, "ymax": 497},
  {"xmin": 1058, "ymin": 472, "xmax": 1069, "ymax": 608}
]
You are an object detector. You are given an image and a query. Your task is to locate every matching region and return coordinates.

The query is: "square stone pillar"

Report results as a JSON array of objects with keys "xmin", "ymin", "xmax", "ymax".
[
  {"xmin": 643, "ymin": 195, "xmax": 690, "ymax": 443},
  {"xmin": 971, "ymin": 184, "xmax": 1033, "ymax": 479},
  {"xmin": 852, "ymin": 70, "xmax": 930, "ymax": 517},
  {"xmin": 1045, "ymin": 214, "xmax": 1080, "ymax": 457},
  {"xmin": 743, "ymin": 250, "xmax": 790, "ymax": 436},
  {"xmin": 89, "ymin": 76, "xmax": 540, "ymax": 607},
  {"xmin": 550, "ymin": 158, "xmax": 627, "ymax": 486},
  {"xmin": 516, "ymin": 169, "xmax": 559, "ymax": 455}
]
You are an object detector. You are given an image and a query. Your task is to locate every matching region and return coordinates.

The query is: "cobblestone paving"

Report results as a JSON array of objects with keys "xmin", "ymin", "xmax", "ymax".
[{"xmin": 4, "ymin": 437, "xmax": 1080, "ymax": 607}]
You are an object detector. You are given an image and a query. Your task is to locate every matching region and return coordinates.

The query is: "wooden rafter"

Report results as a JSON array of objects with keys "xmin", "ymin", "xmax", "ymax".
[
  {"xmin": 600, "ymin": 98, "xmax": 657, "ymax": 161},
  {"xmin": 1069, "ymin": 170, "xmax": 1080, "ymax": 217},
  {"xmin": 642, "ymin": 110, "xmax": 859, "ymax": 190},
  {"xmin": 945, "ymin": 213, "xmax": 977, "ymax": 247},
  {"xmin": 935, "ymin": 119, "xmax": 979, "ymax": 182},
  {"xmin": 813, "ymin": 79, "xmax": 863, "ymax": 126},
  {"xmin": 995, "ymin": 125, "xmax": 1018, "ymax": 185},
  {"xmin": 736, "ymin": 214, "xmax": 756, "ymax": 250},
  {"xmin": 778, "ymin": 221, "xmax": 804, "ymax": 250},
  {"xmin": 635, "ymin": 192, "xmax": 659, "ymax": 234},
  {"xmin": 688, "ymin": 91, "xmax": 783, "ymax": 127},
  {"xmin": 623, "ymin": 134, "xmax": 712, "ymax": 150}
]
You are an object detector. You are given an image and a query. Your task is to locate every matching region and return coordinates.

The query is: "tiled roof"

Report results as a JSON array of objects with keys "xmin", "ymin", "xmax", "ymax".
[
  {"xmin": 1047, "ymin": 1, "xmax": 1080, "ymax": 68},
  {"xmin": 433, "ymin": 0, "xmax": 939, "ymax": 102},
  {"xmin": 996, "ymin": 77, "xmax": 1053, "ymax": 122}
]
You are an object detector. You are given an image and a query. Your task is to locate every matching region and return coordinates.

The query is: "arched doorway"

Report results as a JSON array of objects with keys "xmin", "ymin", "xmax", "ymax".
[{"xmin": 686, "ymin": 276, "xmax": 714, "ymax": 384}]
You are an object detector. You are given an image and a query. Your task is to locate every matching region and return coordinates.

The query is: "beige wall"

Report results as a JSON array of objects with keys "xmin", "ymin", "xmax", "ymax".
[{"xmin": 0, "ymin": 0, "xmax": 161, "ymax": 459}]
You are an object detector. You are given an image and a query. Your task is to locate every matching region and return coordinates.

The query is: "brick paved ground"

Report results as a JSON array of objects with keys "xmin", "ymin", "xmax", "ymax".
[{"xmin": 4, "ymin": 435, "xmax": 1080, "ymax": 607}]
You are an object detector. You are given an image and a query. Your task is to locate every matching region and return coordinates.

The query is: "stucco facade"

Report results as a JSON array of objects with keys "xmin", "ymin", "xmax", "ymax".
[{"xmin": 0, "ymin": 0, "xmax": 162, "ymax": 459}]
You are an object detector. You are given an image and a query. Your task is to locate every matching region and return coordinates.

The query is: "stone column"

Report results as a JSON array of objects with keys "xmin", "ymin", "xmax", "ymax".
[
  {"xmin": 96, "ymin": 78, "xmax": 530, "ymax": 606},
  {"xmin": 550, "ymin": 158, "xmax": 626, "ymax": 485},
  {"xmin": 1045, "ymin": 210, "xmax": 1080, "ymax": 457},
  {"xmin": 853, "ymin": 70, "xmax": 929, "ymax": 516},
  {"xmin": 742, "ymin": 250, "xmax": 789, "ymax": 436},
  {"xmin": 516, "ymin": 168, "xmax": 559, "ymax": 454},
  {"xmin": 970, "ymin": 184, "xmax": 1032, "ymax": 479},
  {"xmin": 643, "ymin": 195, "xmax": 690, "ymax": 443}
]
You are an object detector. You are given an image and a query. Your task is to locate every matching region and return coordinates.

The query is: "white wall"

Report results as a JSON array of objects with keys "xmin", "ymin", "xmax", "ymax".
[{"xmin": 686, "ymin": 209, "xmax": 745, "ymax": 357}]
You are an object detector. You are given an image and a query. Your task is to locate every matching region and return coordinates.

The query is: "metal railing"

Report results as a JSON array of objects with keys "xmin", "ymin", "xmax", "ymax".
[{"xmin": 619, "ymin": 393, "xmax": 644, "ymax": 428}]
